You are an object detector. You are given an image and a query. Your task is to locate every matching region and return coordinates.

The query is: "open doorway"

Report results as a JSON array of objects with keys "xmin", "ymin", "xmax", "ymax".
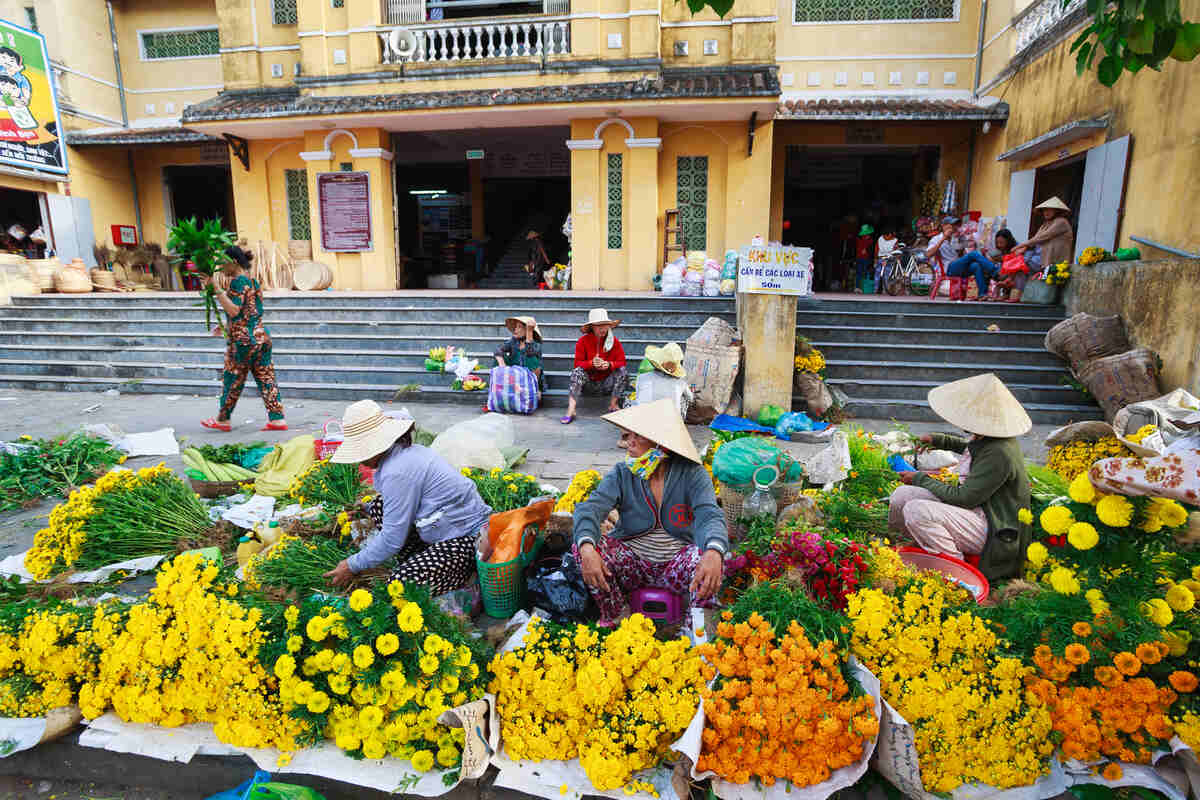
[
  {"xmin": 165, "ymin": 165, "xmax": 235, "ymax": 227},
  {"xmin": 1030, "ymin": 155, "xmax": 1085, "ymax": 240},
  {"xmin": 0, "ymin": 186, "xmax": 48, "ymax": 257},
  {"xmin": 781, "ymin": 145, "xmax": 937, "ymax": 291}
]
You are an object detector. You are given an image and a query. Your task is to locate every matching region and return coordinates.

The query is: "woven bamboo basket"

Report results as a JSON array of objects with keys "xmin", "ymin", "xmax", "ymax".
[
  {"xmin": 293, "ymin": 260, "xmax": 333, "ymax": 291},
  {"xmin": 28, "ymin": 257, "xmax": 60, "ymax": 291},
  {"xmin": 288, "ymin": 240, "xmax": 313, "ymax": 261},
  {"xmin": 720, "ymin": 480, "xmax": 805, "ymax": 541},
  {"xmin": 91, "ymin": 268, "xmax": 117, "ymax": 290},
  {"xmin": 54, "ymin": 265, "xmax": 92, "ymax": 293}
]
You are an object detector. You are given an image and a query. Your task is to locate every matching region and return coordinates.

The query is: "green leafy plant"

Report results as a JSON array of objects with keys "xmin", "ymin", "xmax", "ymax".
[
  {"xmin": 167, "ymin": 217, "xmax": 237, "ymax": 333},
  {"xmin": 0, "ymin": 434, "xmax": 125, "ymax": 512},
  {"xmin": 1071, "ymin": 0, "xmax": 1199, "ymax": 86}
]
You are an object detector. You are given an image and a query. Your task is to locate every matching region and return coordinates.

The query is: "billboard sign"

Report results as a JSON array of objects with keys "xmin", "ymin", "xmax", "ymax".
[{"xmin": 0, "ymin": 19, "xmax": 68, "ymax": 175}]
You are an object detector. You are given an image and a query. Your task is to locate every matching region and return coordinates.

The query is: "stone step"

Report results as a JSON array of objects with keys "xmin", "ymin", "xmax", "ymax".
[
  {"xmin": 822, "ymin": 359, "xmax": 1070, "ymax": 385},
  {"xmin": 810, "ymin": 340, "xmax": 1067, "ymax": 368},
  {"xmin": 8, "ymin": 294, "xmax": 736, "ymax": 311},
  {"xmin": 802, "ymin": 325, "xmax": 1048, "ymax": 348},
  {"xmin": 794, "ymin": 309, "xmax": 1061, "ymax": 332},
  {"xmin": 827, "ymin": 376, "xmax": 1083, "ymax": 405},
  {"xmin": 838, "ymin": 397, "xmax": 1099, "ymax": 425}
]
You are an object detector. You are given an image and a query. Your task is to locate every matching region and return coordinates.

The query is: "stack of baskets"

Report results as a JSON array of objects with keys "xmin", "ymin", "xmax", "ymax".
[
  {"xmin": 293, "ymin": 260, "xmax": 333, "ymax": 291},
  {"xmin": 27, "ymin": 257, "xmax": 60, "ymax": 292},
  {"xmin": 90, "ymin": 268, "xmax": 117, "ymax": 290},
  {"xmin": 54, "ymin": 259, "xmax": 92, "ymax": 293}
]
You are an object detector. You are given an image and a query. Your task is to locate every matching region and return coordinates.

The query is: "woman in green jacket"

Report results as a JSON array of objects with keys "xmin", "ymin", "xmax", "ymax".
[{"xmin": 889, "ymin": 373, "xmax": 1033, "ymax": 581}]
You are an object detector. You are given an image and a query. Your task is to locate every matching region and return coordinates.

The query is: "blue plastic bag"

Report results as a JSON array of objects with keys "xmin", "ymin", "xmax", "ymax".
[
  {"xmin": 205, "ymin": 770, "xmax": 272, "ymax": 800},
  {"xmin": 887, "ymin": 454, "xmax": 916, "ymax": 472},
  {"xmin": 775, "ymin": 412, "xmax": 814, "ymax": 436}
]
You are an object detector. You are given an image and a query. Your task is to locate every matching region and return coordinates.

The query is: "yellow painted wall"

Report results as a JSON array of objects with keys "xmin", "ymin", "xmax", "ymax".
[
  {"xmin": 218, "ymin": 0, "xmax": 301, "ymax": 89},
  {"xmin": 60, "ymin": 146, "xmax": 139, "ymax": 244},
  {"xmin": 969, "ymin": 0, "xmax": 1200, "ymax": 257},
  {"xmin": 775, "ymin": 58, "xmax": 975, "ymax": 93},
  {"xmin": 130, "ymin": 144, "xmax": 232, "ymax": 245}
]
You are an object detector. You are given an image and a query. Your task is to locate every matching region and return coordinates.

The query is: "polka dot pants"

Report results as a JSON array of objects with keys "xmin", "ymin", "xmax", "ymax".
[{"xmin": 369, "ymin": 496, "xmax": 478, "ymax": 595}]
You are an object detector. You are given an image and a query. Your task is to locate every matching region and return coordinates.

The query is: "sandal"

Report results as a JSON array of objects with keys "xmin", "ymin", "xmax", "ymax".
[
  {"xmin": 261, "ymin": 421, "xmax": 288, "ymax": 431},
  {"xmin": 560, "ymin": 415, "xmax": 576, "ymax": 425},
  {"xmin": 202, "ymin": 418, "xmax": 232, "ymax": 432}
]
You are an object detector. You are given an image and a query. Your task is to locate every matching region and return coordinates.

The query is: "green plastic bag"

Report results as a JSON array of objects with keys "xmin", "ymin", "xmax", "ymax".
[
  {"xmin": 249, "ymin": 783, "xmax": 326, "ymax": 800},
  {"xmin": 638, "ymin": 358, "xmax": 655, "ymax": 374},
  {"xmin": 713, "ymin": 437, "xmax": 803, "ymax": 486},
  {"xmin": 757, "ymin": 404, "xmax": 786, "ymax": 428},
  {"xmin": 425, "ymin": 358, "xmax": 445, "ymax": 372},
  {"xmin": 1113, "ymin": 247, "xmax": 1141, "ymax": 261}
]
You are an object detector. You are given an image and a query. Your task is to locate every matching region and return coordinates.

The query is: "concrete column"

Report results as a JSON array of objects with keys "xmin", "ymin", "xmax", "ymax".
[
  {"xmin": 469, "ymin": 160, "xmax": 485, "ymax": 240},
  {"xmin": 567, "ymin": 124, "xmax": 603, "ymax": 290},
  {"xmin": 625, "ymin": 132, "xmax": 661, "ymax": 291},
  {"xmin": 742, "ymin": 293, "xmax": 797, "ymax": 418}
]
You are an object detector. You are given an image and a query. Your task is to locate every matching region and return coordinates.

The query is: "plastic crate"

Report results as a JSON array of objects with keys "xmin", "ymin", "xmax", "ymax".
[{"xmin": 477, "ymin": 524, "xmax": 543, "ymax": 618}]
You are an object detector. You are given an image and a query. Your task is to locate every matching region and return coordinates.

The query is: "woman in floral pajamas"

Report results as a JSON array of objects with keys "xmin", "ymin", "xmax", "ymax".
[
  {"xmin": 201, "ymin": 247, "xmax": 287, "ymax": 432},
  {"xmin": 571, "ymin": 398, "xmax": 726, "ymax": 626}
]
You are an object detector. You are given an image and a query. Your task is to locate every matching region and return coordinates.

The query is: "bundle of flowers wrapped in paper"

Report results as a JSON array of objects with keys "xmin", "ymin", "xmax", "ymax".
[
  {"xmin": 1078, "ymin": 246, "xmax": 1111, "ymax": 266},
  {"xmin": 461, "ymin": 467, "xmax": 547, "ymax": 513},
  {"xmin": 553, "ymin": 470, "xmax": 601, "ymax": 514},
  {"xmin": 847, "ymin": 575, "xmax": 1056, "ymax": 792},
  {"xmin": 284, "ymin": 460, "xmax": 371, "ymax": 515},
  {"xmin": 258, "ymin": 579, "xmax": 491, "ymax": 771},
  {"xmin": 696, "ymin": 583, "xmax": 878, "ymax": 787},
  {"xmin": 488, "ymin": 614, "xmax": 703, "ymax": 792},
  {"xmin": 23, "ymin": 465, "xmax": 212, "ymax": 580}
]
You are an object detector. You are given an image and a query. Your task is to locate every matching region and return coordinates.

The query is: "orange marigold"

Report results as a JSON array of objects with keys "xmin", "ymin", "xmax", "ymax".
[
  {"xmin": 1135, "ymin": 642, "xmax": 1163, "ymax": 665},
  {"xmin": 1114, "ymin": 652, "xmax": 1142, "ymax": 677},
  {"xmin": 1169, "ymin": 671, "xmax": 1199, "ymax": 693},
  {"xmin": 1064, "ymin": 644, "xmax": 1091, "ymax": 665},
  {"xmin": 1101, "ymin": 763, "xmax": 1123, "ymax": 781},
  {"xmin": 1072, "ymin": 621, "xmax": 1093, "ymax": 637},
  {"xmin": 1094, "ymin": 666, "xmax": 1122, "ymax": 688}
]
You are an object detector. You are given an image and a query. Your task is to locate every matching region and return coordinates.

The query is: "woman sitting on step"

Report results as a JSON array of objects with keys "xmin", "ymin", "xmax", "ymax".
[{"xmin": 572, "ymin": 398, "xmax": 726, "ymax": 627}]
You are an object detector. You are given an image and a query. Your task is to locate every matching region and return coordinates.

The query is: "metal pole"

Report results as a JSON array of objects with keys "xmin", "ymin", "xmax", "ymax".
[
  {"xmin": 1130, "ymin": 235, "xmax": 1200, "ymax": 259},
  {"xmin": 973, "ymin": 0, "xmax": 987, "ymax": 97},
  {"xmin": 127, "ymin": 151, "xmax": 143, "ymax": 243},
  {"xmin": 106, "ymin": 1, "xmax": 128, "ymax": 127}
]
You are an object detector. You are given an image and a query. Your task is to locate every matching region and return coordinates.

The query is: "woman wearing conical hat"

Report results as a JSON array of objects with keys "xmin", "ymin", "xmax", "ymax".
[
  {"xmin": 572, "ymin": 398, "xmax": 726, "ymax": 626},
  {"xmin": 889, "ymin": 374, "xmax": 1034, "ymax": 582},
  {"xmin": 1014, "ymin": 196, "xmax": 1074, "ymax": 273}
]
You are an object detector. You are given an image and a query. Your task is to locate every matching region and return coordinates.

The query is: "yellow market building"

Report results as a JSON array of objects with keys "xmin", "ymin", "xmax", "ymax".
[{"xmin": 0, "ymin": 0, "xmax": 1194, "ymax": 292}]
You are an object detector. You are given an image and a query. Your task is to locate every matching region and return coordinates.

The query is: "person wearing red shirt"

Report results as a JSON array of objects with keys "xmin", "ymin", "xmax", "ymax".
[{"xmin": 562, "ymin": 308, "xmax": 629, "ymax": 424}]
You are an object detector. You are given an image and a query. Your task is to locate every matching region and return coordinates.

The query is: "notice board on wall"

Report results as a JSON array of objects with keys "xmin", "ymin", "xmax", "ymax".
[{"xmin": 317, "ymin": 171, "xmax": 372, "ymax": 252}]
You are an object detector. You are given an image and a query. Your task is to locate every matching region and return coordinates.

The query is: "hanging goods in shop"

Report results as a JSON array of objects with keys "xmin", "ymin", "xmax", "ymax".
[{"xmin": 940, "ymin": 179, "xmax": 958, "ymax": 215}]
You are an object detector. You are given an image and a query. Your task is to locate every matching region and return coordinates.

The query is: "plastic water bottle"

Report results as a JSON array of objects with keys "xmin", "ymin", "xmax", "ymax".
[{"xmin": 742, "ymin": 466, "xmax": 778, "ymax": 520}]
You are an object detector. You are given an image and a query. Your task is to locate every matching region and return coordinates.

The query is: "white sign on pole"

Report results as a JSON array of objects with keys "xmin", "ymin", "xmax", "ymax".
[{"xmin": 736, "ymin": 244, "xmax": 814, "ymax": 296}]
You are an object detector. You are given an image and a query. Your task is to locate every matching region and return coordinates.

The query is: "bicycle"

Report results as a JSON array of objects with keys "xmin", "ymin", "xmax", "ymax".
[{"xmin": 880, "ymin": 247, "xmax": 935, "ymax": 296}]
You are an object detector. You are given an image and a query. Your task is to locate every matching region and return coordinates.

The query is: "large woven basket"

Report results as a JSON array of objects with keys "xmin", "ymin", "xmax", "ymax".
[
  {"xmin": 288, "ymin": 240, "xmax": 313, "ymax": 261},
  {"xmin": 91, "ymin": 268, "xmax": 116, "ymax": 290},
  {"xmin": 721, "ymin": 480, "xmax": 805, "ymax": 541},
  {"xmin": 293, "ymin": 260, "xmax": 333, "ymax": 291},
  {"xmin": 28, "ymin": 257, "xmax": 60, "ymax": 291},
  {"xmin": 54, "ymin": 266, "xmax": 92, "ymax": 293},
  {"xmin": 189, "ymin": 478, "xmax": 243, "ymax": 498}
]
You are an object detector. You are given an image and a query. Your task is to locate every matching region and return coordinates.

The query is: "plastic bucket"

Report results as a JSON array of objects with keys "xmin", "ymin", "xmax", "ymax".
[
  {"xmin": 898, "ymin": 546, "xmax": 989, "ymax": 602},
  {"xmin": 477, "ymin": 524, "xmax": 543, "ymax": 618}
]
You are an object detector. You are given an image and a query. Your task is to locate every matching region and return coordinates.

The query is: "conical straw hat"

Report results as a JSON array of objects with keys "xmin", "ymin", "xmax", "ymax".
[
  {"xmin": 602, "ymin": 398, "xmax": 701, "ymax": 463},
  {"xmin": 1035, "ymin": 196, "xmax": 1070, "ymax": 211},
  {"xmin": 927, "ymin": 373, "xmax": 1033, "ymax": 438}
]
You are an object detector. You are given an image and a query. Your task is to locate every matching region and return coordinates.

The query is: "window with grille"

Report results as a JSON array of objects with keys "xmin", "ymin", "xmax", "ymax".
[
  {"xmin": 676, "ymin": 156, "xmax": 708, "ymax": 251},
  {"xmin": 273, "ymin": 0, "xmax": 299, "ymax": 24},
  {"xmin": 140, "ymin": 28, "xmax": 220, "ymax": 60},
  {"xmin": 794, "ymin": 0, "xmax": 956, "ymax": 23},
  {"xmin": 606, "ymin": 153, "xmax": 622, "ymax": 250},
  {"xmin": 285, "ymin": 169, "xmax": 311, "ymax": 240}
]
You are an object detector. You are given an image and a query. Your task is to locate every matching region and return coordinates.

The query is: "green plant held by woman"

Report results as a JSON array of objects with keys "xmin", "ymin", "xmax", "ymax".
[{"xmin": 167, "ymin": 217, "xmax": 237, "ymax": 333}]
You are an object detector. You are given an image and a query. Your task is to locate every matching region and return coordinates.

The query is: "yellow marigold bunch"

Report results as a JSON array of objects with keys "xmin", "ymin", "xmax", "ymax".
[
  {"xmin": 1029, "ymin": 640, "xmax": 1182, "ymax": 764},
  {"xmin": 927, "ymin": 467, "xmax": 960, "ymax": 485},
  {"xmin": 1046, "ymin": 438, "xmax": 1131, "ymax": 483},
  {"xmin": 76, "ymin": 553, "xmax": 306, "ymax": 752},
  {"xmin": 696, "ymin": 611, "xmax": 878, "ymax": 787},
  {"xmin": 489, "ymin": 615, "xmax": 703, "ymax": 791},
  {"xmin": 1078, "ymin": 246, "xmax": 1109, "ymax": 267},
  {"xmin": 0, "ymin": 604, "xmax": 96, "ymax": 717},
  {"xmin": 553, "ymin": 470, "xmax": 602, "ymax": 513},
  {"xmin": 1126, "ymin": 424, "xmax": 1158, "ymax": 445},
  {"xmin": 793, "ymin": 349, "xmax": 826, "ymax": 374},
  {"xmin": 1141, "ymin": 498, "xmax": 1189, "ymax": 532},
  {"xmin": 847, "ymin": 579, "xmax": 1054, "ymax": 792}
]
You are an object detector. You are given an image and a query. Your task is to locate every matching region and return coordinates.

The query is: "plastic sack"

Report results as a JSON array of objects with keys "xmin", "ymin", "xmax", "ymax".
[
  {"xmin": 526, "ymin": 552, "xmax": 594, "ymax": 624},
  {"xmin": 486, "ymin": 500, "xmax": 553, "ymax": 564},
  {"xmin": 638, "ymin": 357, "xmax": 655, "ymax": 374},
  {"xmin": 487, "ymin": 365, "xmax": 539, "ymax": 414},
  {"xmin": 662, "ymin": 259, "xmax": 684, "ymax": 297},
  {"xmin": 681, "ymin": 269, "xmax": 703, "ymax": 297},
  {"xmin": 1000, "ymin": 252, "xmax": 1028, "ymax": 275},
  {"xmin": 702, "ymin": 264, "xmax": 721, "ymax": 297},
  {"xmin": 635, "ymin": 371, "xmax": 692, "ymax": 417},
  {"xmin": 431, "ymin": 413, "xmax": 514, "ymax": 472},
  {"xmin": 887, "ymin": 454, "xmax": 916, "ymax": 472},
  {"xmin": 757, "ymin": 404, "xmax": 785, "ymax": 428},
  {"xmin": 205, "ymin": 771, "xmax": 273, "ymax": 800},
  {"xmin": 916, "ymin": 449, "xmax": 961, "ymax": 470},
  {"xmin": 775, "ymin": 411, "xmax": 814, "ymax": 436},
  {"xmin": 719, "ymin": 278, "xmax": 736, "ymax": 296},
  {"xmin": 721, "ymin": 249, "xmax": 738, "ymax": 280},
  {"xmin": 713, "ymin": 437, "xmax": 803, "ymax": 486},
  {"xmin": 249, "ymin": 785, "xmax": 326, "ymax": 800},
  {"xmin": 686, "ymin": 251, "xmax": 706, "ymax": 272}
]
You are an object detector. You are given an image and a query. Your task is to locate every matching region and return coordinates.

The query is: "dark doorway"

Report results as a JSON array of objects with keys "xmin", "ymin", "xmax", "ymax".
[
  {"xmin": 781, "ymin": 145, "xmax": 937, "ymax": 291},
  {"xmin": 483, "ymin": 176, "xmax": 570, "ymax": 266},
  {"xmin": 1032, "ymin": 155, "xmax": 1085, "ymax": 240},
  {"xmin": 394, "ymin": 162, "xmax": 470, "ymax": 288},
  {"xmin": 166, "ymin": 165, "xmax": 235, "ymax": 228},
  {"xmin": 0, "ymin": 187, "xmax": 46, "ymax": 257}
]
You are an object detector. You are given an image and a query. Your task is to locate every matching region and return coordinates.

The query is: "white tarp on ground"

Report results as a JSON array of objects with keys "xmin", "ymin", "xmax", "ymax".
[
  {"xmin": 0, "ymin": 551, "xmax": 166, "ymax": 584},
  {"xmin": 0, "ymin": 717, "xmax": 46, "ymax": 758}
]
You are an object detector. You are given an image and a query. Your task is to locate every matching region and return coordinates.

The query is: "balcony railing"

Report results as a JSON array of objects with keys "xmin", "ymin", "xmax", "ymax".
[
  {"xmin": 380, "ymin": 16, "xmax": 570, "ymax": 63},
  {"xmin": 383, "ymin": 0, "xmax": 568, "ymax": 25},
  {"xmin": 1013, "ymin": 0, "xmax": 1084, "ymax": 54}
]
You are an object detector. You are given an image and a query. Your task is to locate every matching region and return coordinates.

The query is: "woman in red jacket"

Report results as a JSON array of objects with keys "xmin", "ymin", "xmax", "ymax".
[{"xmin": 561, "ymin": 308, "xmax": 630, "ymax": 424}]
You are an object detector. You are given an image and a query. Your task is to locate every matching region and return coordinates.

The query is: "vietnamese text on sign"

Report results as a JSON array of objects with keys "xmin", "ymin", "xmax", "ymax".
[
  {"xmin": 318, "ymin": 172, "xmax": 372, "ymax": 252},
  {"xmin": 737, "ymin": 245, "xmax": 814, "ymax": 296}
]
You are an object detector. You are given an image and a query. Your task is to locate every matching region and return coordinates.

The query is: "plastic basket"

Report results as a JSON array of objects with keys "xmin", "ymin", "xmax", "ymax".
[
  {"xmin": 477, "ymin": 524, "xmax": 542, "ymax": 618},
  {"xmin": 720, "ymin": 479, "xmax": 804, "ymax": 541},
  {"xmin": 314, "ymin": 419, "xmax": 344, "ymax": 460}
]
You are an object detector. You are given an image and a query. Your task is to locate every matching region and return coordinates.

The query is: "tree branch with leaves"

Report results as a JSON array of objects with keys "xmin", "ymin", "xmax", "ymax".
[{"xmin": 1072, "ymin": 0, "xmax": 1200, "ymax": 85}]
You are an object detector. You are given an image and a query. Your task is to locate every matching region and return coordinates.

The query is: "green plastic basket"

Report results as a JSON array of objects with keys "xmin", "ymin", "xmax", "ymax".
[{"xmin": 477, "ymin": 524, "xmax": 543, "ymax": 618}]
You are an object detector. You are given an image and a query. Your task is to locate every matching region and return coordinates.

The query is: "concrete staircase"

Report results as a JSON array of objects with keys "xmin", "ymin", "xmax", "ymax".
[{"xmin": 0, "ymin": 293, "xmax": 1100, "ymax": 424}]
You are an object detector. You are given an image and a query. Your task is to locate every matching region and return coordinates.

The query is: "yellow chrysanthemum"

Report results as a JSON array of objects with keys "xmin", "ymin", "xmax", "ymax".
[
  {"xmin": 1095, "ymin": 494, "xmax": 1133, "ymax": 528},
  {"xmin": 1026, "ymin": 542, "xmax": 1049, "ymax": 567},
  {"xmin": 1167, "ymin": 584, "xmax": 1196, "ymax": 613},
  {"xmin": 1067, "ymin": 522, "xmax": 1099, "ymax": 551},
  {"xmin": 349, "ymin": 589, "xmax": 373, "ymax": 612},
  {"xmin": 1068, "ymin": 472, "xmax": 1097, "ymax": 504},
  {"xmin": 1018, "ymin": 508, "xmax": 1033, "ymax": 525},
  {"xmin": 1040, "ymin": 506, "xmax": 1075, "ymax": 536}
]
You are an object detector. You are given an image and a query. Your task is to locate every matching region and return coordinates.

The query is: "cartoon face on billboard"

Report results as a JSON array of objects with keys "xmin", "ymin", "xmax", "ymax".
[{"xmin": 0, "ymin": 20, "xmax": 67, "ymax": 174}]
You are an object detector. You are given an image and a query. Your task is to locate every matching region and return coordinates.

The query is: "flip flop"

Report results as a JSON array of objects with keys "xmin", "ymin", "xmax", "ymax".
[
  {"xmin": 560, "ymin": 415, "xmax": 575, "ymax": 425},
  {"xmin": 201, "ymin": 418, "xmax": 232, "ymax": 432},
  {"xmin": 261, "ymin": 421, "xmax": 288, "ymax": 431}
]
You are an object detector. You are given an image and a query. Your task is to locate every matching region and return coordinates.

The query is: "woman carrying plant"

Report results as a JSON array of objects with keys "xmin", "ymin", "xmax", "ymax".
[
  {"xmin": 324, "ymin": 400, "xmax": 492, "ymax": 595},
  {"xmin": 889, "ymin": 373, "xmax": 1033, "ymax": 581},
  {"xmin": 200, "ymin": 246, "xmax": 287, "ymax": 432},
  {"xmin": 572, "ymin": 398, "xmax": 726, "ymax": 627}
]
